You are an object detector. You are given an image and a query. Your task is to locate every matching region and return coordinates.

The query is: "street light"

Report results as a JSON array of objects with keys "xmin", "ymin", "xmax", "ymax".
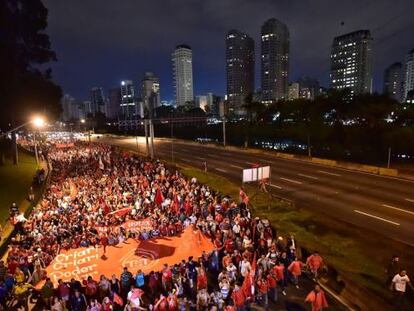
[
  {"xmin": 0, "ymin": 115, "xmax": 46, "ymax": 165},
  {"xmin": 32, "ymin": 116, "xmax": 46, "ymax": 167},
  {"xmin": 32, "ymin": 116, "xmax": 45, "ymax": 128}
]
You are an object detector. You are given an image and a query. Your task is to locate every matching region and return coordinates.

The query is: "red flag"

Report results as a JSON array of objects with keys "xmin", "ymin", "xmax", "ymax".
[
  {"xmin": 109, "ymin": 207, "xmax": 132, "ymax": 217},
  {"xmin": 242, "ymin": 271, "xmax": 254, "ymax": 299},
  {"xmin": 251, "ymin": 251, "xmax": 257, "ymax": 275},
  {"xmin": 155, "ymin": 188, "xmax": 164, "ymax": 205},
  {"xmin": 113, "ymin": 292, "xmax": 124, "ymax": 306}
]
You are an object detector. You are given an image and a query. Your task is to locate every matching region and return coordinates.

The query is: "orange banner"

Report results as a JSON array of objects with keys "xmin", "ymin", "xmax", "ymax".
[
  {"xmin": 41, "ymin": 227, "xmax": 214, "ymax": 286},
  {"xmin": 95, "ymin": 219, "xmax": 153, "ymax": 234}
]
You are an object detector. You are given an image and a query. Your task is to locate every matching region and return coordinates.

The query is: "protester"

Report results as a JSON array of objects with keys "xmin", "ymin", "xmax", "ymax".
[
  {"xmin": 390, "ymin": 269, "xmax": 414, "ymax": 309},
  {"xmin": 305, "ymin": 284, "xmax": 329, "ymax": 311},
  {"xmin": 306, "ymin": 251, "xmax": 324, "ymax": 280},
  {"xmin": 1, "ymin": 142, "xmax": 340, "ymax": 310}
]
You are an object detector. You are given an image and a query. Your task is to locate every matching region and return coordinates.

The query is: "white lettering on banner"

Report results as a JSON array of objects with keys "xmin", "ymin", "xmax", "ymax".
[
  {"xmin": 50, "ymin": 247, "xmax": 100, "ymax": 283},
  {"xmin": 120, "ymin": 248, "xmax": 159, "ymax": 271}
]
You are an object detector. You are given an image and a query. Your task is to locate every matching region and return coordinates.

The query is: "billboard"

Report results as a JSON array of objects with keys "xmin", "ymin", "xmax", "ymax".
[{"xmin": 242, "ymin": 166, "xmax": 271, "ymax": 183}]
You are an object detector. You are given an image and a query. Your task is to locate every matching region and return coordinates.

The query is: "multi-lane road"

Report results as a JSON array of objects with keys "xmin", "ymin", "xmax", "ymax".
[{"xmin": 98, "ymin": 135, "xmax": 414, "ymax": 247}]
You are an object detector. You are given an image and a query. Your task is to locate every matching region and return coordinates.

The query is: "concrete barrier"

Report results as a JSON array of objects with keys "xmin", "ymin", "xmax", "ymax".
[
  {"xmin": 115, "ymin": 136, "xmax": 403, "ymax": 179},
  {"xmin": 379, "ymin": 167, "xmax": 398, "ymax": 177}
]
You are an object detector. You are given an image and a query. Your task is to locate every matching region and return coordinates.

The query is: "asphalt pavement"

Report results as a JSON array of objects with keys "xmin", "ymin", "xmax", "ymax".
[{"xmin": 97, "ymin": 135, "xmax": 414, "ymax": 247}]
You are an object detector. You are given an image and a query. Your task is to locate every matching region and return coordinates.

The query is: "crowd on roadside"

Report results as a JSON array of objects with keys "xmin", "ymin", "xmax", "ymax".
[{"xmin": 1, "ymin": 142, "xmax": 333, "ymax": 311}]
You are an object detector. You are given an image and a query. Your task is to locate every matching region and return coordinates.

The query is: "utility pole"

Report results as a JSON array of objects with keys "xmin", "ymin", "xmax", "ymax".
[
  {"xmin": 149, "ymin": 119, "xmax": 154, "ymax": 159},
  {"xmin": 34, "ymin": 131, "xmax": 39, "ymax": 167},
  {"xmin": 144, "ymin": 119, "xmax": 150, "ymax": 157},
  {"xmin": 171, "ymin": 121, "xmax": 174, "ymax": 164},
  {"xmin": 387, "ymin": 147, "xmax": 391, "ymax": 168},
  {"xmin": 222, "ymin": 117, "xmax": 226, "ymax": 147},
  {"xmin": 307, "ymin": 133, "xmax": 312, "ymax": 157}
]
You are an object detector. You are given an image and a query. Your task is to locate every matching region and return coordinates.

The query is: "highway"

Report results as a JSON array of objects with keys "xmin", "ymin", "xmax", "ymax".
[{"xmin": 98, "ymin": 135, "xmax": 414, "ymax": 247}]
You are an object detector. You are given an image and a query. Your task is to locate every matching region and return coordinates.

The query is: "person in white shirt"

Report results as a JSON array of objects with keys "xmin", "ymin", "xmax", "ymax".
[{"xmin": 390, "ymin": 270, "xmax": 414, "ymax": 309}]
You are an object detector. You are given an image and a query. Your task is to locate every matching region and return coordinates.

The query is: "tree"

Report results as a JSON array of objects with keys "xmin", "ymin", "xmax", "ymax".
[{"xmin": 0, "ymin": 0, "xmax": 62, "ymax": 129}]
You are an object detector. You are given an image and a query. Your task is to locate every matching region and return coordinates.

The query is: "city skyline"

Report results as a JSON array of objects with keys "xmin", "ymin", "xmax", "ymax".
[{"xmin": 43, "ymin": 0, "xmax": 413, "ymax": 102}]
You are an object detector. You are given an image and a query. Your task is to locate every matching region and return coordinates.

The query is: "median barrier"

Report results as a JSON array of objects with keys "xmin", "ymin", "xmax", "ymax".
[
  {"xmin": 118, "ymin": 136, "xmax": 405, "ymax": 179},
  {"xmin": 379, "ymin": 167, "xmax": 398, "ymax": 177},
  {"xmin": 311, "ymin": 157, "xmax": 337, "ymax": 167}
]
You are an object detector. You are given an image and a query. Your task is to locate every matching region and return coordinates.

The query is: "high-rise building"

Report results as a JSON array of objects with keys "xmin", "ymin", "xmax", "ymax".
[
  {"xmin": 288, "ymin": 83, "xmax": 299, "ymax": 100},
  {"xmin": 61, "ymin": 94, "xmax": 76, "ymax": 121},
  {"xmin": 261, "ymin": 18, "xmax": 290, "ymax": 104},
  {"xmin": 107, "ymin": 87, "xmax": 121, "ymax": 120},
  {"xmin": 383, "ymin": 62, "xmax": 403, "ymax": 102},
  {"xmin": 330, "ymin": 30, "xmax": 373, "ymax": 96},
  {"xmin": 141, "ymin": 72, "xmax": 160, "ymax": 117},
  {"xmin": 297, "ymin": 76, "xmax": 320, "ymax": 100},
  {"xmin": 90, "ymin": 87, "xmax": 106, "ymax": 116},
  {"xmin": 225, "ymin": 29, "xmax": 255, "ymax": 115},
  {"xmin": 403, "ymin": 49, "xmax": 414, "ymax": 102},
  {"xmin": 172, "ymin": 45, "xmax": 194, "ymax": 106},
  {"xmin": 195, "ymin": 95, "xmax": 208, "ymax": 111},
  {"xmin": 206, "ymin": 92, "xmax": 222, "ymax": 116},
  {"xmin": 120, "ymin": 80, "xmax": 137, "ymax": 119}
]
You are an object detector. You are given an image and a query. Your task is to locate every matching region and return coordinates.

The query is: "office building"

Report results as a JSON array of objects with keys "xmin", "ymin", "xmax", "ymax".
[
  {"xmin": 261, "ymin": 18, "xmax": 290, "ymax": 104},
  {"xmin": 61, "ymin": 94, "xmax": 77, "ymax": 121},
  {"xmin": 383, "ymin": 62, "xmax": 403, "ymax": 102},
  {"xmin": 226, "ymin": 29, "xmax": 255, "ymax": 114},
  {"xmin": 107, "ymin": 87, "xmax": 121, "ymax": 120},
  {"xmin": 90, "ymin": 87, "xmax": 106, "ymax": 116},
  {"xmin": 288, "ymin": 83, "xmax": 299, "ymax": 100},
  {"xmin": 297, "ymin": 76, "xmax": 320, "ymax": 100},
  {"xmin": 120, "ymin": 80, "xmax": 137, "ymax": 118},
  {"xmin": 195, "ymin": 95, "xmax": 208, "ymax": 111},
  {"xmin": 141, "ymin": 72, "xmax": 160, "ymax": 117},
  {"xmin": 330, "ymin": 30, "xmax": 373, "ymax": 96},
  {"xmin": 172, "ymin": 45, "xmax": 194, "ymax": 106},
  {"xmin": 403, "ymin": 49, "xmax": 414, "ymax": 102}
]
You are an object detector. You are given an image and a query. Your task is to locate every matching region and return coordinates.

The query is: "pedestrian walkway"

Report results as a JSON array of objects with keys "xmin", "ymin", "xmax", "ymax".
[{"xmin": 0, "ymin": 159, "xmax": 49, "ymax": 261}]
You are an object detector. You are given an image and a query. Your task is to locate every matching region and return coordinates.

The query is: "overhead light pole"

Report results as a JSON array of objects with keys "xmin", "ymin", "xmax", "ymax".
[{"xmin": 1, "ymin": 116, "xmax": 46, "ymax": 166}]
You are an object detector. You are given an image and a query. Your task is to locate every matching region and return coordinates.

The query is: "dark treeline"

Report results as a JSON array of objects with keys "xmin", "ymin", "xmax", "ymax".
[{"xmin": 115, "ymin": 89, "xmax": 414, "ymax": 165}]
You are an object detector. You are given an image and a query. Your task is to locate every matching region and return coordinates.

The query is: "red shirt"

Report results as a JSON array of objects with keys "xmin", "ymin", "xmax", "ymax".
[
  {"xmin": 232, "ymin": 288, "xmax": 245, "ymax": 307},
  {"xmin": 257, "ymin": 279, "xmax": 269, "ymax": 294}
]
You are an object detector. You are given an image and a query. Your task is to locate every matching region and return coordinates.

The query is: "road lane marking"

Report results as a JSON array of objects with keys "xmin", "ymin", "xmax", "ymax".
[
  {"xmin": 215, "ymin": 168, "xmax": 227, "ymax": 173},
  {"xmin": 269, "ymin": 183, "xmax": 282, "ymax": 189},
  {"xmin": 298, "ymin": 173, "xmax": 319, "ymax": 180},
  {"xmin": 382, "ymin": 204, "xmax": 414, "ymax": 215},
  {"xmin": 405, "ymin": 198, "xmax": 414, "ymax": 203},
  {"xmin": 230, "ymin": 164, "xmax": 244, "ymax": 169},
  {"xmin": 354, "ymin": 210, "xmax": 400, "ymax": 226},
  {"xmin": 280, "ymin": 177, "xmax": 303, "ymax": 185},
  {"xmin": 317, "ymin": 170, "xmax": 341, "ymax": 177}
]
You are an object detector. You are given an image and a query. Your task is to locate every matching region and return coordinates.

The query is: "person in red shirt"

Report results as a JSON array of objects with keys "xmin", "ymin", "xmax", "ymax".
[
  {"xmin": 266, "ymin": 271, "xmax": 277, "ymax": 303},
  {"xmin": 288, "ymin": 257, "xmax": 305, "ymax": 288},
  {"xmin": 161, "ymin": 264, "xmax": 172, "ymax": 292},
  {"xmin": 271, "ymin": 262, "xmax": 286, "ymax": 296},
  {"xmin": 306, "ymin": 251, "xmax": 324, "ymax": 279},
  {"xmin": 83, "ymin": 276, "xmax": 98, "ymax": 300},
  {"xmin": 166, "ymin": 291, "xmax": 178, "ymax": 311},
  {"xmin": 100, "ymin": 233, "xmax": 108, "ymax": 256},
  {"xmin": 231, "ymin": 283, "xmax": 246, "ymax": 311},
  {"xmin": 154, "ymin": 294, "xmax": 168, "ymax": 311},
  {"xmin": 197, "ymin": 267, "xmax": 208, "ymax": 290},
  {"xmin": 305, "ymin": 284, "xmax": 329, "ymax": 311},
  {"xmin": 256, "ymin": 275, "xmax": 269, "ymax": 310}
]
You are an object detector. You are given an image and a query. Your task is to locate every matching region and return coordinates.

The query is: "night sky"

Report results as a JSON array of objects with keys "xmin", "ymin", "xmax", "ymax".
[{"xmin": 44, "ymin": 0, "xmax": 414, "ymax": 102}]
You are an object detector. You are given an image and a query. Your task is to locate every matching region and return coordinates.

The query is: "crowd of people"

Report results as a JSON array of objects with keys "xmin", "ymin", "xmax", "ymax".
[{"xmin": 0, "ymin": 142, "xmax": 332, "ymax": 311}]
